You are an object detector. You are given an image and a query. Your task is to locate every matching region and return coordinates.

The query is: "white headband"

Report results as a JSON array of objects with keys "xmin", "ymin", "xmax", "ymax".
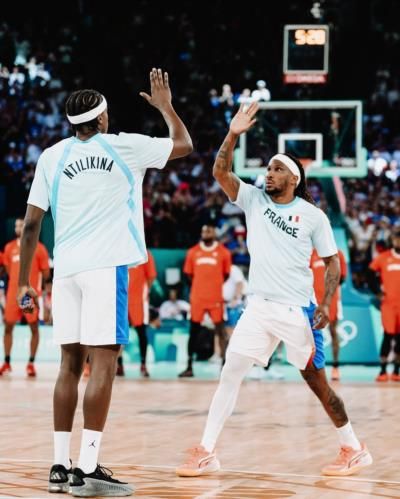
[
  {"xmin": 67, "ymin": 97, "xmax": 107, "ymax": 125},
  {"xmin": 269, "ymin": 153, "xmax": 301, "ymax": 187}
]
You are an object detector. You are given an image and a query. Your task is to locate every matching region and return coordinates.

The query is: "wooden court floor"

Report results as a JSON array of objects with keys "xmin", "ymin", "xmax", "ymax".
[{"xmin": 0, "ymin": 364, "xmax": 399, "ymax": 498}]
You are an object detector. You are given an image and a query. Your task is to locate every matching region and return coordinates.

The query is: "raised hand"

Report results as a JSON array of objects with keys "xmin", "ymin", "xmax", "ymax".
[
  {"xmin": 229, "ymin": 102, "xmax": 259, "ymax": 136},
  {"xmin": 140, "ymin": 68, "xmax": 172, "ymax": 111}
]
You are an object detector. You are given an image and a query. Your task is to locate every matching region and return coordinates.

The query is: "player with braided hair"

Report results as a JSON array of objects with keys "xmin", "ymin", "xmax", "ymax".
[
  {"xmin": 18, "ymin": 68, "xmax": 192, "ymax": 496},
  {"xmin": 176, "ymin": 103, "xmax": 372, "ymax": 478}
]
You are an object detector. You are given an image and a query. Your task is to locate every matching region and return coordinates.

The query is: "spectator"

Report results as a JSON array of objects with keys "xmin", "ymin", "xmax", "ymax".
[{"xmin": 159, "ymin": 288, "xmax": 190, "ymax": 320}]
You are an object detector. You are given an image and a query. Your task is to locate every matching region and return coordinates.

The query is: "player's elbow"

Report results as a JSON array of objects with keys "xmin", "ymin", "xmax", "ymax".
[
  {"xmin": 23, "ymin": 218, "xmax": 41, "ymax": 235},
  {"xmin": 212, "ymin": 165, "xmax": 226, "ymax": 181},
  {"xmin": 170, "ymin": 139, "xmax": 193, "ymax": 160}
]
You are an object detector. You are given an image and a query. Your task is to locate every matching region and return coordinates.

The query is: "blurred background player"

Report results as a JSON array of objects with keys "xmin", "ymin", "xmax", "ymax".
[
  {"xmin": 119, "ymin": 249, "xmax": 157, "ymax": 377},
  {"xmin": 0, "ymin": 251, "xmax": 6, "ymax": 322},
  {"xmin": 311, "ymin": 248, "xmax": 347, "ymax": 381},
  {"xmin": 1, "ymin": 217, "xmax": 50, "ymax": 377},
  {"xmin": 179, "ymin": 224, "xmax": 231, "ymax": 377},
  {"xmin": 369, "ymin": 228, "xmax": 400, "ymax": 382}
]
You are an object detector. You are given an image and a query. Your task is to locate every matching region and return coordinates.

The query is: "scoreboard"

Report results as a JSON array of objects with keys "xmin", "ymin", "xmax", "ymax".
[{"xmin": 283, "ymin": 24, "xmax": 329, "ymax": 84}]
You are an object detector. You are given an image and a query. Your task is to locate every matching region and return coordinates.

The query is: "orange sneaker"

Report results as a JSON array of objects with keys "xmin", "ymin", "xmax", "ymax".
[
  {"xmin": 26, "ymin": 363, "xmax": 36, "ymax": 377},
  {"xmin": 390, "ymin": 373, "xmax": 400, "ymax": 382},
  {"xmin": 321, "ymin": 443, "xmax": 372, "ymax": 476},
  {"xmin": 0, "ymin": 362, "xmax": 12, "ymax": 375},
  {"xmin": 331, "ymin": 367, "xmax": 340, "ymax": 381},
  {"xmin": 176, "ymin": 446, "xmax": 220, "ymax": 477},
  {"xmin": 376, "ymin": 373, "xmax": 389, "ymax": 382},
  {"xmin": 140, "ymin": 364, "xmax": 149, "ymax": 378},
  {"xmin": 116, "ymin": 364, "xmax": 125, "ymax": 377}
]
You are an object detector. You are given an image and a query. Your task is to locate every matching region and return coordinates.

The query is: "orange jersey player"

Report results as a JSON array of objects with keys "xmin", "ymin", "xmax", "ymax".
[
  {"xmin": 369, "ymin": 229, "xmax": 400, "ymax": 382},
  {"xmin": 311, "ymin": 248, "xmax": 347, "ymax": 381},
  {"xmin": 179, "ymin": 224, "xmax": 231, "ymax": 378},
  {"xmin": 1, "ymin": 218, "xmax": 50, "ymax": 377},
  {"xmin": 0, "ymin": 251, "xmax": 5, "ymax": 314},
  {"xmin": 119, "ymin": 250, "xmax": 157, "ymax": 377}
]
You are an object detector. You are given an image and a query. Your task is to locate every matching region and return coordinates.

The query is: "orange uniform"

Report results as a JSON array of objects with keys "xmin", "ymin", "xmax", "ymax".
[
  {"xmin": 311, "ymin": 249, "xmax": 347, "ymax": 322},
  {"xmin": 184, "ymin": 241, "xmax": 231, "ymax": 323},
  {"xmin": 369, "ymin": 249, "xmax": 400, "ymax": 334},
  {"xmin": 3, "ymin": 239, "xmax": 50, "ymax": 324},
  {"xmin": 128, "ymin": 250, "xmax": 157, "ymax": 327}
]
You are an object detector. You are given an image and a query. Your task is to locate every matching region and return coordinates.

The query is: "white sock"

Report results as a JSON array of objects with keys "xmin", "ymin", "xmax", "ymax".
[
  {"xmin": 336, "ymin": 421, "xmax": 361, "ymax": 450},
  {"xmin": 77, "ymin": 429, "xmax": 103, "ymax": 473},
  {"xmin": 53, "ymin": 431, "xmax": 71, "ymax": 469},
  {"xmin": 201, "ymin": 352, "xmax": 254, "ymax": 452}
]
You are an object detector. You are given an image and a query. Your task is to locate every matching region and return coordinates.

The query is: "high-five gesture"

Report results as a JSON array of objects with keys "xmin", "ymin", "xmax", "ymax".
[
  {"xmin": 140, "ymin": 68, "xmax": 172, "ymax": 111},
  {"xmin": 140, "ymin": 67, "xmax": 192, "ymax": 159},
  {"xmin": 229, "ymin": 102, "xmax": 259, "ymax": 136}
]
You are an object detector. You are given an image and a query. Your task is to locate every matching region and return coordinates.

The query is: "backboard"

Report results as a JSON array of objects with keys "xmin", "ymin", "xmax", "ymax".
[{"xmin": 234, "ymin": 100, "xmax": 367, "ymax": 178}]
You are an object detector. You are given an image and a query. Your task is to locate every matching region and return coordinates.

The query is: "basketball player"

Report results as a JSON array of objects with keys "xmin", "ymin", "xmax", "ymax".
[
  {"xmin": 369, "ymin": 228, "xmax": 400, "ymax": 382},
  {"xmin": 0, "ymin": 217, "xmax": 50, "ymax": 377},
  {"xmin": 120, "ymin": 249, "xmax": 157, "ymax": 377},
  {"xmin": 17, "ymin": 68, "xmax": 192, "ymax": 496},
  {"xmin": 311, "ymin": 248, "xmax": 347, "ymax": 381},
  {"xmin": 179, "ymin": 224, "xmax": 231, "ymax": 377},
  {"xmin": 176, "ymin": 102, "xmax": 372, "ymax": 478}
]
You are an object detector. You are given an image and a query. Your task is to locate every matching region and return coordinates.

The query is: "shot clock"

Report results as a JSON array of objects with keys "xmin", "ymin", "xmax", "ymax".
[{"xmin": 283, "ymin": 24, "xmax": 329, "ymax": 83}]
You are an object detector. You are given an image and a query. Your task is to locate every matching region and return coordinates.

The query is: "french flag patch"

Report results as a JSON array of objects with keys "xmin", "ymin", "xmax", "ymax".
[{"xmin": 289, "ymin": 215, "xmax": 300, "ymax": 222}]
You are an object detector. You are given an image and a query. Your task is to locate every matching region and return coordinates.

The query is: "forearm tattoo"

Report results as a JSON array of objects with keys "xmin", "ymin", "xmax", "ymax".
[
  {"xmin": 323, "ymin": 256, "xmax": 340, "ymax": 305},
  {"xmin": 212, "ymin": 135, "xmax": 237, "ymax": 176}
]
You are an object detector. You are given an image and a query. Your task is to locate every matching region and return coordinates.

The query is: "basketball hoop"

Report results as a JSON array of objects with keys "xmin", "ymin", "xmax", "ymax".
[{"xmin": 299, "ymin": 158, "xmax": 314, "ymax": 169}]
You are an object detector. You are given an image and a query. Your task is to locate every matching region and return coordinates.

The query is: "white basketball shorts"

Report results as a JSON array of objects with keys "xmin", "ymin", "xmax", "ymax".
[
  {"xmin": 228, "ymin": 294, "xmax": 323, "ymax": 370},
  {"xmin": 52, "ymin": 265, "xmax": 129, "ymax": 346}
]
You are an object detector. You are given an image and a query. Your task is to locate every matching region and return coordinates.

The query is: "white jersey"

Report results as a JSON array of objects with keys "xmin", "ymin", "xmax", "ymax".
[
  {"xmin": 233, "ymin": 180, "xmax": 337, "ymax": 306},
  {"xmin": 28, "ymin": 132, "xmax": 173, "ymax": 279}
]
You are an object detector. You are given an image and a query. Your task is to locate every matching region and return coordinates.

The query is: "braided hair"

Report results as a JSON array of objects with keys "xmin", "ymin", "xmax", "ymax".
[
  {"xmin": 65, "ymin": 89, "xmax": 103, "ymax": 133},
  {"xmin": 283, "ymin": 153, "xmax": 316, "ymax": 205}
]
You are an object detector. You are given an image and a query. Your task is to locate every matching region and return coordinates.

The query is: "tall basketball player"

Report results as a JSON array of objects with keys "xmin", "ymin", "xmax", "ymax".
[{"xmin": 18, "ymin": 68, "xmax": 192, "ymax": 496}]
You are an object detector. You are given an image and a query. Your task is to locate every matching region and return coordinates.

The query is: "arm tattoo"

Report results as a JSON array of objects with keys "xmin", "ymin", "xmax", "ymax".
[
  {"xmin": 212, "ymin": 133, "xmax": 238, "ymax": 177},
  {"xmin": 322, "ymin": 255, "xmax": 340, "ymax": 306}
]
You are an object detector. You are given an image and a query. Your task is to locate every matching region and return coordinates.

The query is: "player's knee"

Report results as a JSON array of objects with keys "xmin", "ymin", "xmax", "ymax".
[
  {"xmin": 4, "ymin": 322, "xmax": 14, "ymax": 333},
  {"xmin": 60, "ymin": 358, "xmax": 83, "ymax": 378}
]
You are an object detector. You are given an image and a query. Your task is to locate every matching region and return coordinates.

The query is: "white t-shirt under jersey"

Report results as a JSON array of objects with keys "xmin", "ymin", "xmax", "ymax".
[
  {"xmin": 233, "ymin": 180, "xmax": 337, "ymax": 306},
  {"xmin": 28, "ymin": 132, "xmax": 173, "ymax": 279}
]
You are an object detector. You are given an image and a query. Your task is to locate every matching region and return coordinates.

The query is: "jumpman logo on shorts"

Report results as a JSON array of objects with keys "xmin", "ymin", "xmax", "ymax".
[{"xmin": 89, "ymin": 440, "xmax": 96, "ymax": 448}]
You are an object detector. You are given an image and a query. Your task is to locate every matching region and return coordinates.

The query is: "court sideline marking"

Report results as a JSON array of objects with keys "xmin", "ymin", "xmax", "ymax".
[{"xmin": 0, "ymin": 458, "xmax": 399, "ymax": 486}]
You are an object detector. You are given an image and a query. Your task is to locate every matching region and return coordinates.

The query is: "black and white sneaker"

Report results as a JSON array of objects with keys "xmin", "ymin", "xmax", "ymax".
[
  {"xmin": 69, "ymin": 464, "xmax": 134, "ymax": 497},
  {"xmin": 48, "ymin": 463, "xmax": 72, "ymax": 493}
]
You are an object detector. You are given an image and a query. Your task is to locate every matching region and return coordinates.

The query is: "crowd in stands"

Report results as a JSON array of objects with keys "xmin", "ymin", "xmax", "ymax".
[{"xmin": 0, "ymin": 4, "xmax": 399, "ymax": 291}]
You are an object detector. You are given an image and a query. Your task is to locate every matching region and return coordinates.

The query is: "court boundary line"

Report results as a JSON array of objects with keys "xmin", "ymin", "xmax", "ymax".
[{"xmin": 1, "ymin": 458, "xmax": 399, "ymax": 486}]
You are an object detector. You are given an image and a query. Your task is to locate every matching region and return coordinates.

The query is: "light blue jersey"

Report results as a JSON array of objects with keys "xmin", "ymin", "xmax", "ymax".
[
  {"xmin": 233, "ymin": 181, "xmax": 337, "ymax": 307},
  {"xmin": 28, "ymin": 132, "xmax": 173, "ymax": 279}
]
